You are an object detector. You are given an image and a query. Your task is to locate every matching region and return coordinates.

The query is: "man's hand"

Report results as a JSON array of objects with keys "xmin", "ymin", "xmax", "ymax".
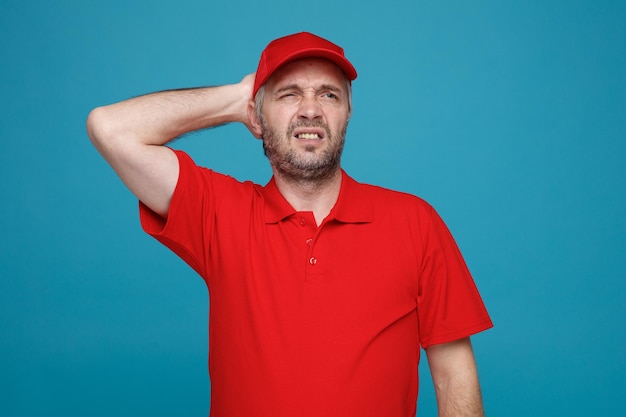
[
  {"xmin": 238, "ymin": 72, "xmax": 262, "ymax": 139},
  {"xmin": 426, "ymin": 337, "xmax": 485, "ymax": 417}
]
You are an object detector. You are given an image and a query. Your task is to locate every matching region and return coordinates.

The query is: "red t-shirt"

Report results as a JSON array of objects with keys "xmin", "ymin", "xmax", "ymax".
[{"xmin": 140, "ymin": 150, "xmax": 492, "ymax": 417}]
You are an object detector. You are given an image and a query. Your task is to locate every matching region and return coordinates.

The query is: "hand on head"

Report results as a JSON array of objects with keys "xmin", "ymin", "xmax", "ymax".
[{"xmin": 239, "ymin": 72, "xmax": 262, "ymax": 138}]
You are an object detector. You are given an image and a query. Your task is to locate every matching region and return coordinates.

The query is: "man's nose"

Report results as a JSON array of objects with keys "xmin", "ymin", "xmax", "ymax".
[{"xmin": 298, "ymin": 94, "xmax": 322, "ymax": 120}]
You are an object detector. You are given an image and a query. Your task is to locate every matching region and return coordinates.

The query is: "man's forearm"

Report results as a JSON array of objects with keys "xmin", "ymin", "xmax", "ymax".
[
  {"xmin": 87, "ymin": 81, "xmax": 251, "ymax": 149},
  {"xmin": 85, "ymin": 74, "xmax": 255, "ymax": 217}
]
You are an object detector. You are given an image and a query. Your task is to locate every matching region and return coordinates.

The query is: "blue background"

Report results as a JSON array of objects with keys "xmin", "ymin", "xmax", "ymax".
[{"xmin": 1, "ymin": 0, "xmax": 624, "ymax": 415}]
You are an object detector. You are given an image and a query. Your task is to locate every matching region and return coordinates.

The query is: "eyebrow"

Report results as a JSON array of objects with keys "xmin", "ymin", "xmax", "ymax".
[
  {"xmin": 274, "ymin": 83, "xmax": 344, "ymax": 95},
  {"xmin": 274, "ymin": 84, "xmax": 300, "ymax": 94},
  {"xmin": 320, "ymin": 84, "xmax": 343, "ymax": 93}
]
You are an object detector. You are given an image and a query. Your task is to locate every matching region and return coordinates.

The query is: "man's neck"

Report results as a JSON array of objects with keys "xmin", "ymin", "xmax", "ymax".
[{"xmin": 273, "ymin": 168, "xmax": 343, "ymax": 226}]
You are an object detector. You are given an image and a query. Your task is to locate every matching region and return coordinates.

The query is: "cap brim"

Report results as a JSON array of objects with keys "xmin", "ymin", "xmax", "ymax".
[{"xmin": 256, "ymin": 48, "xmax": 357, "ymax": 94}]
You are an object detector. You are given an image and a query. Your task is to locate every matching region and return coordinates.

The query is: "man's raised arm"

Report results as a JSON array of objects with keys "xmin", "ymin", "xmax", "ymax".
[{"xmin": 86, "ymin": 73, "xmax": 255, "ymax": 218}]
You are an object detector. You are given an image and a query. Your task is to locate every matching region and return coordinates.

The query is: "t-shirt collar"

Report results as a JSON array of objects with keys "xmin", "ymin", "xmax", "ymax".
[{"xmin": 262, "ymin": 170, "xmax": 373, "ymax": 224}]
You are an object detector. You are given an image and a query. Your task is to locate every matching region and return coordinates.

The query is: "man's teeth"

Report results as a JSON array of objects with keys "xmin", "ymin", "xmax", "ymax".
[{"xmin": 297, "ymin": 133, "xmax": 320, "ymax": 139}]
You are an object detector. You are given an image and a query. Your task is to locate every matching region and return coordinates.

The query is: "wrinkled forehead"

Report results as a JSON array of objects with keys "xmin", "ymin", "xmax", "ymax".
[{"xmin": 264, "ymin": 58, "xmax": 350, "ymax": 93}]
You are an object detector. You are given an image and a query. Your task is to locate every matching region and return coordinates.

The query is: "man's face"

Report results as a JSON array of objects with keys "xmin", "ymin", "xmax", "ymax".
[{"xmin": 256, "ymin": 58, "xmax": 351, "ymax": 182}]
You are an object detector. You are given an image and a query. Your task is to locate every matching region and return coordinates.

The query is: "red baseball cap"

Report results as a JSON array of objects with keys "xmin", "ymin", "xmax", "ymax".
[{"xmin": 253, "ymin": 32, "xmax": 357, "ymax": 97}]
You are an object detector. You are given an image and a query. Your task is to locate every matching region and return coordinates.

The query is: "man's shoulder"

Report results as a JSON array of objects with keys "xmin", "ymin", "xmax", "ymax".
[
  {"xmin": 348, "ymin": 175, "xmax": 433, "ymax": 212},
  {"xmin": 175, "ymin": 149, "xmax": 264, "ymax": 191}
]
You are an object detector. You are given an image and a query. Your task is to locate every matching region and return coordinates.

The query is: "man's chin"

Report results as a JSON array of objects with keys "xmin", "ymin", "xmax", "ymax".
[{"xmin": 280, "ymin": 156, "xmax": 341, "ymax": 180}]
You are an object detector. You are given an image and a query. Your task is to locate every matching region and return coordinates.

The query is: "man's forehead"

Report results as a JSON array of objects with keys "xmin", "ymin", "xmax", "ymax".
[{"xmin": 265, "ymin": 58, "xmax": 348, "ymax": 90}]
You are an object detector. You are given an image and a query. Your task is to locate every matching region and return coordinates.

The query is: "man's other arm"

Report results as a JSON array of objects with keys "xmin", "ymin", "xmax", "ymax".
[
  {"xmin": 426, "ymin": 337, "xmax": 485, "ymax": 417},
  {"xmin": 86, "ymin": 74, "xmax": 255, "ymax": 218}
]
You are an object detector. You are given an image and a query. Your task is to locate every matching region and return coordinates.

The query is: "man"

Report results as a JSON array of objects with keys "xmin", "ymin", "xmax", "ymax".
[{"xmin": 87, "ymin": 32, "xmax": 492, "ymax": 416}]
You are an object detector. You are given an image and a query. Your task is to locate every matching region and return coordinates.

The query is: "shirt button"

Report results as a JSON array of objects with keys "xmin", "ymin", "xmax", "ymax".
[
  {"xmin": 309, "ymin": 257, "xmax": 317, "ymax": 265},
  {"xmin": 299, "ymin": 218, "xmax": 306, "ymax": 226},
  {"xmin": 305, "ymin": 238, "xmax": 313, "ymax": 246}
]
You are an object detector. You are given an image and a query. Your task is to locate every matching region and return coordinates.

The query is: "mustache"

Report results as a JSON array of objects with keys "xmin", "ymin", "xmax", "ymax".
[{"xmin": 286, "ymin": 120, "xmax": 331, "ymax": 138}]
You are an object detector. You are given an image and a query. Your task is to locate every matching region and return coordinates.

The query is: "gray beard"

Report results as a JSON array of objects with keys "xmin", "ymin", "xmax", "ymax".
[{"xmin": 261, "ymin": 120, "xmax": 347, "ymax": 184}]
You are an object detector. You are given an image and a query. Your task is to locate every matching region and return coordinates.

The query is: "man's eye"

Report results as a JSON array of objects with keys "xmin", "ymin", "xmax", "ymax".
[{"xmin": 323, "ymin": 93, "xmax": 338, "ymax": 99}]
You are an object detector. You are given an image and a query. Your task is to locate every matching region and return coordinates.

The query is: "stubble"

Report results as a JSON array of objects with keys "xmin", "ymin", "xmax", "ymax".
[{"xmin": 261, "ymin": 119, "xmax": 347, "ymax": 184}]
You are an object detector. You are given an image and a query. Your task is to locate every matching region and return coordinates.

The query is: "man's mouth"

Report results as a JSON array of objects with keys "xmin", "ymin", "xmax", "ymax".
[
  {"xmin": 295, "ymin": 133, "xmax": 321, "ymax": 140},
  {"xmin": 289, "ymin": 122, "xmax": 329, "ymax": 142}
]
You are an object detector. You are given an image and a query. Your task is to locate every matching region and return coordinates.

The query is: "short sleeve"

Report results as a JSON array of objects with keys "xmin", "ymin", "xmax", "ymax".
[
  {"xmin": 417, "ymin": 206, "xmax": 493, "ymax": 348},
  {"xmin": 139, "ymin": 150, "xmax": 213, "ymax": 279}
]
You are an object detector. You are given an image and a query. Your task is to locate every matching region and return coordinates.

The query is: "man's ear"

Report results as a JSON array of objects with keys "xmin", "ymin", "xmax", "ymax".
[{"xmin": 247, "ymin": 100, "xmax": 263, "ymax": 139}]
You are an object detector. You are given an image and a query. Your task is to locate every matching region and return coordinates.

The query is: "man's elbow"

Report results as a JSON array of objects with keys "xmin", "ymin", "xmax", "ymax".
[
  {"xmin": 86, "ymin": 105, "xmax": 132, "ymax": 158},
  {"xmin": 86, "ymin": 106, "xmax": 112, "ymax": 148}
]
